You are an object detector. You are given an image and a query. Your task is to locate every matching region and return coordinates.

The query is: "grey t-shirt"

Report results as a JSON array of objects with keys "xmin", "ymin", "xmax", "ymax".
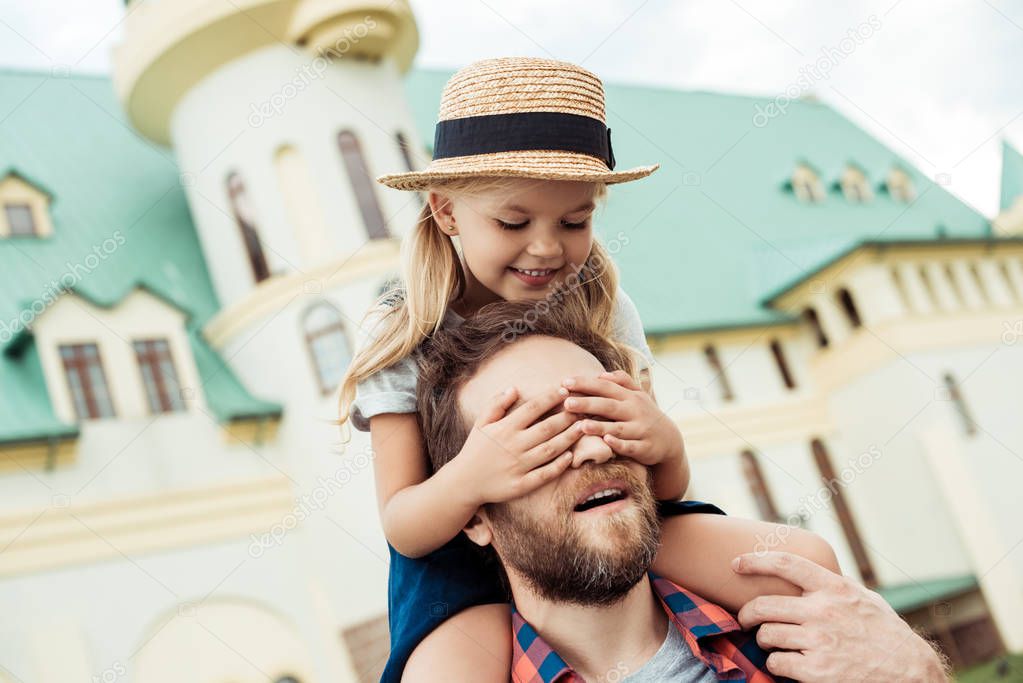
[
  {"xmin": 350, "ymin": 286, "xmax": 656, "ymax": 432},
  {"xmin": 621, "ymin": 620, "xmax": 718, "ymax": 683}
]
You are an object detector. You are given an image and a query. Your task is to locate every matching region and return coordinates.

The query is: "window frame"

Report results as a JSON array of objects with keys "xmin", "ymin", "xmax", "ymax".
[
  {"xmin": 703, "ymin": 344, "xmax": 735, "ymax": 402},
  {"xmin": 59, "ymin": 343, "xmax": 116, "ymax": 420},
  {"xmin": 226, "ymin": 171, "xmax": 272, "ymax": 284},
  {"xmin": 133, "ymin": 338, "xmax": 186, "ymax": 414},
  {"xmin": 943, "ymin": 372, "xmax": 977, "ymax": 436},
  {"xmin": 803, "ymin": 307, "xmax": 829, "ymax": 348},
  {"xmin": 338, "ymin": 129, "xmax": 390, "ymax": 241},
  {"xmin": 302, "ymin": 302, "xmax": 353, "ymax": 396},
  {"xmin": 811, "ymin": 438, "xmax": 878, "ymax": 587},
  {"xmin": 836, "ymin": 287, "xmax": 863, "ymax": 328},
  {"xmin": 769, "ymin": 338, "xmax": 796, "ymax": 389},
  {"xmin": 792, "ymin": 165, "xmax": 825, "ymax": 203},
  {"xmin": 740, "ymin": 449, "xmax": 782, "ymax": 523},
  {"xmin": 4, "ymin": 202, "xmax": 37, "ymax": 237}
]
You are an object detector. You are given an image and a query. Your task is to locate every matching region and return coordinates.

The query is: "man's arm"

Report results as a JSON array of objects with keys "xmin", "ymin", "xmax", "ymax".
[{"xmin": 733, "ymin": 552, "xmax": 950, "ymax": 682}]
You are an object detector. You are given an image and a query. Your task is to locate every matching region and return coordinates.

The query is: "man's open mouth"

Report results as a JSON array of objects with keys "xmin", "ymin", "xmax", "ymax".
[{"xmin": 573, "ymin": 480, "xmax": 629, "ymax": 512}]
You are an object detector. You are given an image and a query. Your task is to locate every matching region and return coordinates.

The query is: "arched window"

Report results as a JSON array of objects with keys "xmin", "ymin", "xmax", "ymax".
[
  {"xmin": 303, "ymin": 302, "xmax": 352, "ymax": 395},
  {"xmin": 836, "ymin": 287, "xmax": 862, "ymax": 328},
  {"xmin": 968, "ymin": 263, "xmax": 988, "ymax": 303},
  {"xmin": 919, "ymin": 264, "xmax": 939, "ymax": 307},
  {"xmin": 944, "ymin": 262, "xmax": 964, "ymax": 307},
  {"xmin": 227, "ymin": 172, "xmax": 271, "ymax": 283},
  {"xmin": 1000, "ymin": 260, "xmax": 1022, "ymax": 302},
  {"xmin": 769, "ymin": 339, "xmax": 796, "ymax": 389},
  {"xmin": 886, "ymin": 167, "xmax": 915, "ymax": 202},
  {"xmin": 740, "ymin": 450, "xmax": 781, "ymax": 522},
  {"xmin": 811, "ymin": 438, "xmax": 877, "ymax": 587},
  {"xmin": 338, "ymin": 130, "xmax": 390, "ymax": 240},
  {"xmin": 395, "ymin": 131, "xmax": 424, "ymax": 206},
  {"xmin": 791, "ymin": 164, "xmax": 825, "ymax": 203},
  {"xmin": 803, "ymin": 307, "xmax": 829, "ymax": 348},
  {"xmin": 890, "ymin": 266, "xmax": 911, "ymax": 311},
  {"xmin": 839, "ymin": 165, "xmax": 873, "ymax": 203},
  {"xmin": 943, "ymin": 373, "xmax": 977, "ymax": 436},
  {"xmin": 703, "ymin": 344, "xmax": 734, "ymax": 402}
]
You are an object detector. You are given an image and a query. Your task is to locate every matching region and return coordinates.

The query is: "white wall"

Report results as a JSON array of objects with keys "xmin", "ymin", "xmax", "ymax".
[{"xmin": 171, "ymin": 45, "xmax": 424, "ymax": 309}]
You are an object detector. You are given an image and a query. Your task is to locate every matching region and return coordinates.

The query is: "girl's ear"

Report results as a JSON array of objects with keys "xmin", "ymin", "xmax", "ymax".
[
  {"xmin": 462, "ymin": 510, "xmax": 494, "ymax": 548},
  {"xmin": 427, "ymin": 190, "xmax": 455, "ymax": 229}
]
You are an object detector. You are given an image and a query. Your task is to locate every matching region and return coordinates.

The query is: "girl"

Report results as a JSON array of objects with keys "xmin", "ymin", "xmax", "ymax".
[{"xmin": 337, "ymin": 57, "xmax": 838, "ymax": 682}]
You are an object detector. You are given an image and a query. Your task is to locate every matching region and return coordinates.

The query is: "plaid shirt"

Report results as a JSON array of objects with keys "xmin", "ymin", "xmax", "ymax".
[{"xmin": 511, "ymin": 572, "xmax": 781, "ymax": 682}]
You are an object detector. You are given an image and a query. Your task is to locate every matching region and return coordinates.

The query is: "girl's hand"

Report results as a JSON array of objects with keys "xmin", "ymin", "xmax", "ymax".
[
  {"xmin": 562, "ymin": 370, "xmax": 685, "ymax": 468},
  {"xmin": 452, "ymin": 385, "xmax": 585, "ymax": 508}
]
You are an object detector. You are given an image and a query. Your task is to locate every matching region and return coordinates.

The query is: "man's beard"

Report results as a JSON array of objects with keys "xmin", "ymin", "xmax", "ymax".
[{"xmin": 487, "ymin": 461, "xmax": 660, "ymax": 607}]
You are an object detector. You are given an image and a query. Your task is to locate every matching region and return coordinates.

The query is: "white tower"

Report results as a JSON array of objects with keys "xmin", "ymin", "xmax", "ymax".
[{"xmin": 110, "ymin": 2, "xmax": 426, "ymax": 678}]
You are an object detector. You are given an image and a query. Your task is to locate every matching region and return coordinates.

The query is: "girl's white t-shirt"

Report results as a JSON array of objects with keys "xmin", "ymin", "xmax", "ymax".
[{"xmin": 350, "ymin": 286, "xmax": 655, "ymax": 432}]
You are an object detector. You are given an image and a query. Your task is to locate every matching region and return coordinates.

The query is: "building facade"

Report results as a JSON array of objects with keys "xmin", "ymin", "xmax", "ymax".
[{"xmin": 1, "ymin": 1, "xmax": 1021, "ymax": 680}]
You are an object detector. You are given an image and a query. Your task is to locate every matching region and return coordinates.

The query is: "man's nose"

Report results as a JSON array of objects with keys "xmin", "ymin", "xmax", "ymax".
[{"xmin": 570, "ymin": 433, "xmax": 614, "ymax": 469}]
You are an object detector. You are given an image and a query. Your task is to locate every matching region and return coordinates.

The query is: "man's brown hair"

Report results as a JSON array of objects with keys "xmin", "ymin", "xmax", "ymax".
[{"xmin": 416, "ymin": 296, "xmax": 638, "ymax": 474}]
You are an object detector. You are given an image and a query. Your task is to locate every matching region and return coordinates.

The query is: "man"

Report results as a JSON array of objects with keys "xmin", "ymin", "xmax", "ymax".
[{"xmin": 415, "ymin": 299, "xmax": 949, "ymax": 682}]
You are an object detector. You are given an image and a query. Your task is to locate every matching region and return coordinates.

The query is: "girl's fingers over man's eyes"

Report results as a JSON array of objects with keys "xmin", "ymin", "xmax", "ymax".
[
  {"xmin": 562, "ymin": 375, "xmax": 630, "ymax": 399},
  {"xmin": 506, "ymin": 386, "xmax": 570, "ymax": 429},
  {"xmin": 599, "ymin": 370, "xmax": 641, "ymax": 390},
  {"xmin": 600, "ymin": 434, "xmax": 649, "ymax": 458},
  {"xmin": 475, "ymin": 386, "xmax": 519, "ymax": 427},
  {"xmin": 523, "ymin": 420, "xmax": 584, "ymax": 469},
  {"xmin": 519, "ymin": 452, "xmax": 574, "ymax": 491},
  {"xmin": 578, "ymin": 418, "xmax": 639, "ymax": 440},
  {"xmin": 563, "ymin": 395, "xmax": 626, "ymax": 420},
  {"xmin": 522, "ymin": 408, "xmax": 578, "ymax": 445}
]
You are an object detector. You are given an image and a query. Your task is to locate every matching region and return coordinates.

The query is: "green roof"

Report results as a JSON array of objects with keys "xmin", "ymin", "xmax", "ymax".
[
  {"xmin": 404, "ymin": 70, "xmax": 992, "ymax": 334},
  {"xmin": 1001, "ymin": 140, "xmax": 1023, "ymax": 211},
  {"xmin": 877, "ymin": 574, "xmax": 978, "ymax": 614},
  {"xmin": 0, "ymin": 64, "xmax": 997, "ymax": 443},
  {"xmin": 0, "ymin": 68, "xmax": 280, "ymax": 443}
]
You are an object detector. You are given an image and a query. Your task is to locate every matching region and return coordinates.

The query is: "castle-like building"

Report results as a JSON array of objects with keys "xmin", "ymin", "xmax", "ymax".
[{"xmin": 1, "ymin": 1, "xmax": 1022, "ymax": 680}]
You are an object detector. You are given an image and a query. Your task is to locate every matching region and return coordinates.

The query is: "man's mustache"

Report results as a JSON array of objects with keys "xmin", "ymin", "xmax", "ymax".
[{"xmin": 556, "ymin": 460, "xmax": 650, "ymax": 513}]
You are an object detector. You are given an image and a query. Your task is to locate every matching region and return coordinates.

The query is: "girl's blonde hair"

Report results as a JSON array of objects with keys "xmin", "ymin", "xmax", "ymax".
[{"xmin": 337, "ymin": 175, "xmax": 624, "ymax": 436}]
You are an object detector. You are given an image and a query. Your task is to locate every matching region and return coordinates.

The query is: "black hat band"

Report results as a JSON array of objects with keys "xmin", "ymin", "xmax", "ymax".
[{"xmin": 433, "ymin": 111, "xmax": 616, "ymax": 171}]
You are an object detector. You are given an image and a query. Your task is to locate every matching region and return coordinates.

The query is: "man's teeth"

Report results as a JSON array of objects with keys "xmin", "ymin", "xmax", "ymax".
[{"xmin": 582, "ymin": 488, "xmax": 623, "ymax": 504}]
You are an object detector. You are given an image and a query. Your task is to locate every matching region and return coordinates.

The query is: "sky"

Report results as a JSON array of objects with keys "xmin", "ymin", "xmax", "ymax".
[{"xmin": 1, "ymin": 0, "xmax": 1022, "ymax": 217}]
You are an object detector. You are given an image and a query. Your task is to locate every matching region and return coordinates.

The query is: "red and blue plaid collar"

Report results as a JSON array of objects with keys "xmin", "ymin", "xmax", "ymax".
[{"xmin": 511, "ymin": 571, "xmax": 778, "ymax": 683}]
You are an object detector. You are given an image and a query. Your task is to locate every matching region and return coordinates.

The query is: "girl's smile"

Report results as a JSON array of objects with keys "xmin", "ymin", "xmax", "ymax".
[
  {"xmin": 507, "ymin": 264, "xmax": 564, "ymax": 287},
  {"xmin": 429, "ymin": 177, "xmax": 598, "ymax": 308}
]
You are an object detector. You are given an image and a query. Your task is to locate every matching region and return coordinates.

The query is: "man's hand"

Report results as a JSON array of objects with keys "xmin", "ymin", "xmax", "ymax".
[{"xmin": 733, "ymin": 552, "xmax": 949, "ymax": 682}]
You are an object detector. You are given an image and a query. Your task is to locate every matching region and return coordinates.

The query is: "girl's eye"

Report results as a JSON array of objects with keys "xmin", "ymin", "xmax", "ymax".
[
  {"xmin": 562, "ymin": 219, "xmax": 590, "ymax": 230},
  {"xmin": 496, "ymin": 219, "xmax": 528, "ymax": 230}
]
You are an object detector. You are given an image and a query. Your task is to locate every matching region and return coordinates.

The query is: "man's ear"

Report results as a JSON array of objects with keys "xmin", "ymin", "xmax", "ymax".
[{"xmin": 462, "ymin": 509, "xmax": 494, "ymax": 548}]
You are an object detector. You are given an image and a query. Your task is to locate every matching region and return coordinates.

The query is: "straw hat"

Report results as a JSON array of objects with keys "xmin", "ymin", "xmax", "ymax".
[{"xmin": 375, "ymin": 56, "xmax": 660, "ymax": 191}]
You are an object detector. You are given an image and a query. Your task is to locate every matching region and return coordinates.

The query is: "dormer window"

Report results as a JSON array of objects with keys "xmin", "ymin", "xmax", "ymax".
[
  {"xmin": 60, "ymin": 343, "xmax": 116, "ymax": 419},
  {"xmin": 134, "ymin": 339, "xmax": 185, "ymax": 414},
  {"xmin": 0, "ymin": 170, "xmax": 54, "ymax": 238},
  {"xmin": 886, "ymin": 167, "xmax": 916, "ymax": 202},
  {"xmin": 791, "ymin": 164, "xmax": 825, "ymax": 203},
  {"xmin": 839, "ymin": 165, "xmax": 873, "ymax": 203},
  {"xmin": 4, "ymin": 203, "xmax": 37, "ymax": 236}
]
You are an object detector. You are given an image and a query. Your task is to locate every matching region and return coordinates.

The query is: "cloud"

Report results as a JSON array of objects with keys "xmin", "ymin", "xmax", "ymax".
[{"xmin": 2, "ymin": 0, "xmax": 1022, "ymax": 214}]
